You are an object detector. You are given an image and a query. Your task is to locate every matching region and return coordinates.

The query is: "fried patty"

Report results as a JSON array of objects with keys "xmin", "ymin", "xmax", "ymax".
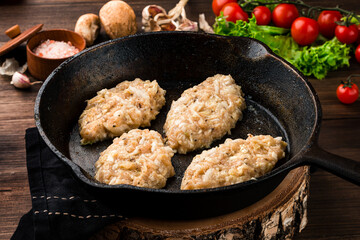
[
  {"xmin": 181, "ymin": 134, "xmax": 287, "ymax": 190},
  {"xmin": 79, "ymin": 78, "xmax": 166, "ymax": 145},
  {"xmin": 94, "ymin": 129, "xmax": 175, "ymax": 188},
  {"xmin": 164, "ymin": 74, "xmax": 246, "ymax": 154}
]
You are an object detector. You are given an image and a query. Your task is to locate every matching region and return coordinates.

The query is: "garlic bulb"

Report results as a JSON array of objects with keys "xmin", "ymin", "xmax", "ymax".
[
  {"xmin": 11, "ymin": 72, "xmax": 42, "ymax": 89},
  {"xmin": 142, "ymin": 0, "xmax": 198, "ymax": 32},
  {"xmin": 0, "ymin": 58, "xmax": 27, "ymax": 76}
]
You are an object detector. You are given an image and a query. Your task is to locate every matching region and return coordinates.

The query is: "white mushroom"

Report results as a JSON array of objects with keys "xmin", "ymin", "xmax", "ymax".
[
  {"xmin": 75, "ymin": 13, "xmax": 101, "ymax": 46},
  {"xmin": 99, "ymin": 0, "xmax": 137, "ymax": 39}
]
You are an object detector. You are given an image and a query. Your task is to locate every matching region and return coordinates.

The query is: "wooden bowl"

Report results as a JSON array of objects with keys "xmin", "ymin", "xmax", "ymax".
[{"xmin": 26, "ymin": 29, "xmax": 86, "ymax": 80}]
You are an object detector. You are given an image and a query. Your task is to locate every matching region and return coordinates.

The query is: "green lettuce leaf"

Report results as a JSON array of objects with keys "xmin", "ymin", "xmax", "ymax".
[
  {"xmin": 341, "ymin": 15, "xmax": 360, "ymax": 24},
  {"xmin": 288, "ymin": 38, "xmax": 351, "ymax": 79},
  {"xmin": 214, "ymin": 14, "xmax": 289, "ymax": 37},
  {"xmin": 213, "ymin": 15, "xmax": 351, "ymax": 79}
]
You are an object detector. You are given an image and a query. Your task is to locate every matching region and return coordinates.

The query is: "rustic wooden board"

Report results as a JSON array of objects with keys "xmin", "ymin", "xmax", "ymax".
[{"xmin": 90, "ymin": 167, "xmax": 310, "ymax": 240}]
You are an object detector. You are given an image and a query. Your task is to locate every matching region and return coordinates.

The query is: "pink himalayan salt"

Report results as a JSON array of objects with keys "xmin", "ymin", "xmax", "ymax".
[{"xmin": 33, "ymin": 39, "xmax": 80, "ymax": 59}]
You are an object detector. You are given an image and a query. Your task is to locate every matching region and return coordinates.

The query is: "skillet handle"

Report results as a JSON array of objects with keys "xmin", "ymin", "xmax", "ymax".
[{"xmin": 303, "ymin": 144, "xmax": 360, "ymax": 186}]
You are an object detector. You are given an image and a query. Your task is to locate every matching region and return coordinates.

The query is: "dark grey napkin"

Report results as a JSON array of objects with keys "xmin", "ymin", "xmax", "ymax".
[{"xmin": 11, "ymin": 128, "xmax": 124, "ymax": 240}]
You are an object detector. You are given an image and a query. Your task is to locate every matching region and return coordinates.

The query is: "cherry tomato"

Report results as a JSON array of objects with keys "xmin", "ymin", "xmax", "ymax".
[
  {"xmin": 337, "ymin": 81, "xmax": 359, "ymax": 104},
  {"xmin": 272, "ymin": 4, "xmax": 299, "ymax": 28},
  {"xmin": 356, "ymin": 24, "xmax": 360, "ymax": 44},
  {"xmin": 317, "ymin": 10, "xmax": 342, "ymax": 39},
  {"xmin": 291, "ymin": 17, "xmax": 319, "ymax": 46},
  {"xmin": 212, "ymin": 0, "xmax": 237, "ymax": 16},
  {"xmin": 355, "ymin": 45, "xmax": 360, "ymax": 64},
  {"xmin": 252, "ymin": 6, "xmax": 271, "ymax": 25},
  {"xmin": 220, "ymin": 3, "xmax": 249, "ymax": 23},
  {"xmin": 335, "ymin": 24, "xmax": 359, "ymax": 44}
]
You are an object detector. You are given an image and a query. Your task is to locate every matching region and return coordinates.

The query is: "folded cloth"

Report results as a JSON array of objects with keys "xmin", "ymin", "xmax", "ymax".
[{"xmin": 11, "ymin": 128, "xmax": 124, "ymax": 240}]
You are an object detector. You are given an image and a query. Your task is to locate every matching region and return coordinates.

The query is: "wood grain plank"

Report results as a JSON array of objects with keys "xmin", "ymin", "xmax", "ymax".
[
  {"xmin": 0, "ymin": 63, "xmax": 36, "ymax": 239},
  {"xmin": 295, "ymin": 170, "xmax": 360, "ymax": 240},
  {"xmin": 294, "ymin": 118, "xmax": 360, "ymax": 240},
  {"xmin": 309, "ymin": 61, "xmax": 360, "ymax": 120},
  {"xmin": 318, "ymin": 119, "xmax": 360, "ymax": 159},
  {"xmin": 0, "ymin": 167, "xmax": 31, "ymax": 240}
]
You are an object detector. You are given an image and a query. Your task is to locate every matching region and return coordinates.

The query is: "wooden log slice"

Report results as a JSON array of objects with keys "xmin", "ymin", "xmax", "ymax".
[{"xmin": 91, "ymin": 166, "xmax": 310, "ymax": 240}]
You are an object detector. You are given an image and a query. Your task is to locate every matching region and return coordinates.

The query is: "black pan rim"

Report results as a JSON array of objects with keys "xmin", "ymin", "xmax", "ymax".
[{"xmin": 34, "ymin": 31, "xmax": 322, "ymax": 195}]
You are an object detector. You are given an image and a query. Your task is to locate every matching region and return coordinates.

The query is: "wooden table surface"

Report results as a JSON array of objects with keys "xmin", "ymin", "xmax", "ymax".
[{"xmin": 0, "ymin": 0, "xmax": 359, "ymax": 239}]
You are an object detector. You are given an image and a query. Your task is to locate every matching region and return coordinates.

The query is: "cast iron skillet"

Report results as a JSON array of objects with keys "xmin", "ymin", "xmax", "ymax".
[{"xmin": 34, "ymin": 32, "xmax": 360, "ymax": 219}]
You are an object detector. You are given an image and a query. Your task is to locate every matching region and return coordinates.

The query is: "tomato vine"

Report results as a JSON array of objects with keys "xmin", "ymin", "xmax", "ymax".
[{"xmin": 239, "ymin": 0, "xmax": 360, "ymax": 25}]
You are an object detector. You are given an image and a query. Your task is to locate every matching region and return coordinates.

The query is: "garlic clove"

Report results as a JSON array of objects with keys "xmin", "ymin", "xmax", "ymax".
[
  {"xmin": 142, "ymin": 5, "xmax": 167, "ymax": 22},
  {"xmin": 161, "ymin": 21, "xmax": 177, "ymax": 31},
  {"xmin": 176, "ymin": 9, "xmax": 198, "ymax": 31},
  {"xmin": 10, "ymin": 71, "xmax": 42, "ymax": 89},
  {"xmin": 148, "ymin": 5, "xmax": 167, "ymax": 18},
  {"xmin": 149, "ymin": 20, "xmax": 162, "ymax": 32},
  {"xmin": 142, "ymin": 5, "xmax": 168, "ymax": 32},
  {"xmin": 199, "ymin": 14, "xmax": 214, "ymax": 33},
  {"xmin": 176, "ymin": 19, "xmax": 198, "ymax": 31},
  {"xmin": 168, "ymin": 0, "xmax": 189, "ymax": 20}
]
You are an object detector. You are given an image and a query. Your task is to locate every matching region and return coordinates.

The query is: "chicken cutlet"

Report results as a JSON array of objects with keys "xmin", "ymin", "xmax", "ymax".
[
  {"xmin": 164, "ymin": 74, "xmax": 246, "ymax": 154},
  {"xmin": 94, "ymin": 129, "xmax": 175, "ymax": 188},
  {"xmin": 79, "ymin": 78, "xmax": 166, "ymax": 145},
  {"xmin": 181, "ymin": 134, "xmax": 287, "ymax": 190}
]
